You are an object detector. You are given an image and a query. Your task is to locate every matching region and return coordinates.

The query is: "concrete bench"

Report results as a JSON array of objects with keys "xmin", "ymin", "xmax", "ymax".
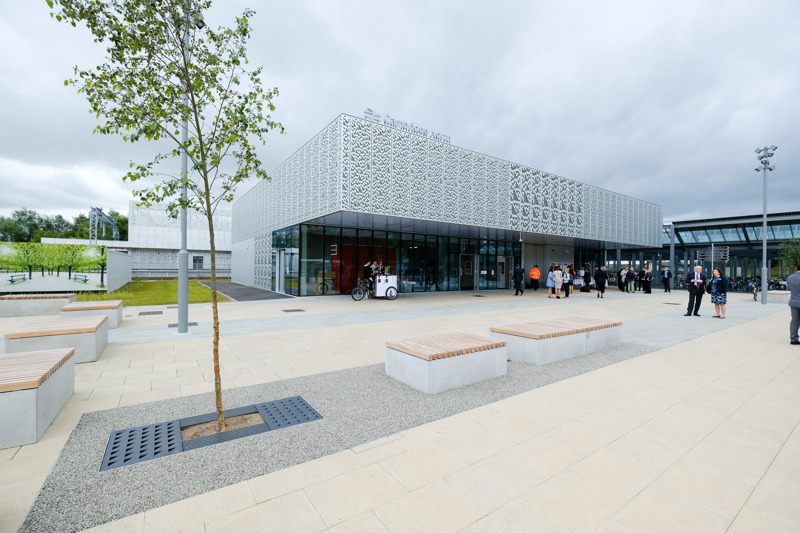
[
  {"xmin": 4, "ymin": 316, "xmax": 108, "ymax": 364},
  {"xmin": 767, "ymin": 290, "xmax": 791, "ymax": 304},
  {"xmin": 8, "ymin": 274, "xmax": 26, "ymax": 284},
  {"xmin": 73, "ymin": 274, "xmax": 89, "ymax": 283},
  {"xmin": 0, "ymin": 293, "xmax": 77, "ymax": 317},
  {"xmin": 385, "ymin": 332, "xmax": 507, "ymax": 394},
  {"xmin": 0, "ymin": 348, "xmax": 76, "ymax": 449},
  {"xmin": 490, "ymin": 317, "xmax": 622, "ymax": 365},
  {"xmin": 61, "ymin": 300, "xmax": 123, "ymax": 329}
]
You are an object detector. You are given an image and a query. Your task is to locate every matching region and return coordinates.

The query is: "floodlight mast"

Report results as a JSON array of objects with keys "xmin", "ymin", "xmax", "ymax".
[
  {"xmin": 754, "ymin": 146, "xmax": 777, "ymax": 305},
  {"xmin": 178, "ymin": 2, "xmax": 206, "ymax": 334}
]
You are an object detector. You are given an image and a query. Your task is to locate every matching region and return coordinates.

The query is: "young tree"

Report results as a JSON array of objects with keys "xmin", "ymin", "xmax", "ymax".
[
  {"xmin": 50, "ymin": 0, "xmax": 283, "ymax": 430},
  {"xmin": 778, "ymin": 238, "xmax": 800, "ymax": 272}
]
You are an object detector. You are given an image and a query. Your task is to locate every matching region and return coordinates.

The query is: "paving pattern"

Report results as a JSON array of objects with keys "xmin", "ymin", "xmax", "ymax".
[{"xmin": 0, "ymin": 288, "xmax": 798, "ymax": 532}]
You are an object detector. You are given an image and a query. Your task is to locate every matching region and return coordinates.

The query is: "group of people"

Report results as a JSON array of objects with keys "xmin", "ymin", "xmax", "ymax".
[
  {"xmin": 683, "ymin": 265, "xmax": 730, "ymax": 318},
  {"xmin": 616, "ymin": 266, "xmax": 660, "ymax": 293},
  {"xmin": 512, "ymin": 264, "xmax": 612, "ymax": 299},
  {"xmin": 513, "ymin": 260, "xmax": 800, "ymax": 346}
]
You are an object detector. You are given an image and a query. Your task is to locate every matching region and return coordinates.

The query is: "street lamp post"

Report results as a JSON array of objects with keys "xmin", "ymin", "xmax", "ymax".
[
  {"xmin": 754, "ymin": 145, "xmax": 777, "ymax": 305},
  {"xmin": 178, "ymin": 5, "xmax": 205, "ymax": 334}
]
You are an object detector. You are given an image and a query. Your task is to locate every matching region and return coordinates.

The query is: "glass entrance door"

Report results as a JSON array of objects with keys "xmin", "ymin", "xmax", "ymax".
[
  {"xmin": 460, "ymin": 254, "xmax": 475, "ymax": 290},
  {"xmin": 497, "ymin": 257, "xmax": 506, "ymax": 289}
]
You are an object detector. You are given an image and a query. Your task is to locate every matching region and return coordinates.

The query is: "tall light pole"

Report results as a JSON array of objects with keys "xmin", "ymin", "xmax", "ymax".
[
  {"xmin": 178, "ymin": 5, "xmax": 206, "ymax": 334},
  {"xmin": 754, "ymin": 145, "xmax": 777, "ymax": 305}
]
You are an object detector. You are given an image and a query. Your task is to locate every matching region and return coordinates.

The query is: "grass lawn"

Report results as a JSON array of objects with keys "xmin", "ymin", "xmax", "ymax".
[{"xmin": 76, "ymin": 279, "xmax": 232, "ymax": 307}]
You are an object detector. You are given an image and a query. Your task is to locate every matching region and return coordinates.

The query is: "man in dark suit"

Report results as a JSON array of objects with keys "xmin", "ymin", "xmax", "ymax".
[
  {"xmin": 684, "ymin": 265, "xmax": 707, "ymax": 316},
  {"xmin": 662, "ymin": 267, "xmax": 672, "ymax": 292},
  {"xmin": 513, "ymin": 265, "xmax": 524, "ymax": 296}
]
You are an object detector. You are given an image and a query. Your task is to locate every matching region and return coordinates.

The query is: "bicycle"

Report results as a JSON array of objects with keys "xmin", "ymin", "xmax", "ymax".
[{"xmin": 351, "ymin": 277, "xmax": 371, "ymax": 301}]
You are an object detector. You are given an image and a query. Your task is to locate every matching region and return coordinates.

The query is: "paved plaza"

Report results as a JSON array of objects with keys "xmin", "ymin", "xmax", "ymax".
[{"xmin": 1, "ymin": 287, "xmax": 798, "ymax": 532}]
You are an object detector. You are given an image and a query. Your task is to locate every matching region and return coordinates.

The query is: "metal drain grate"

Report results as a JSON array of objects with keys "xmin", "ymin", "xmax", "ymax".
[
  {"xmin": 255, "ymin": 396, "xmax": 323, "ymax": 430},
  {"xmin": 472, "ymin": 294, "xmax": 486, "ymax": 297},
  {"xmin": 99, "ymin": 420, "xmax": 182, "ymax": 472},
  {"xmin": 282, "ymin": 309, "xmax": 305, "ymax": 313},
  {"xmin": 168, "ymin": 322, "xmax": 198, "ymax": 328},
  {"xmin": 138, "ymin": 311, "xmax": 163, "ymax": 316}
]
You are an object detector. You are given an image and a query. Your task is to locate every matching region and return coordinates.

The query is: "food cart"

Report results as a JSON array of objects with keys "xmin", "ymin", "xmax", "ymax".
[{"xmin": 373, "ymin": 274, "xmax": 398, "ymax": 300}]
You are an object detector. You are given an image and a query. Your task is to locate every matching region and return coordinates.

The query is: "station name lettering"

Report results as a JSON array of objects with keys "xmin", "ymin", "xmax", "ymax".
[{"xmin": 363, "ymin": 108, "xmax": 451, "ymax": 144}]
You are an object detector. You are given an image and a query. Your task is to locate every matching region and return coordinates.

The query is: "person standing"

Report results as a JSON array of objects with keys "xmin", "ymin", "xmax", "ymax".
[
  {"xmin": 662, "ymin": 267, "xmax": 672, "ymax": 292},
  {"xmin": 513, "ymin": 264, "xmax": 525, "ymax": 296},
  {"xmin": 788, "ymin": 263, "xmax": 800, "ymax": 345},
  {"xmin": 626, "ymin": 267, "xmax": 636, "ymax": 293},
  {"xmin": 546, "ymin": 266, "xmax": 555, "ymax": 298},
  {"xmin": 710, "ymin": 267, "xmax": 729, "ymax": 319},
  {"xmin": 562, "ymin": 266, "xmax": 571, "ymax": 299},
  {"xmin": 617, "ymin": 267, "xmax": 626, "ymax": 291},
  {"xmin": 529, "ymin": 265, "xmax": 541, "ymax": 291},
  {"xmin": 645, "ymin": 268, "xmax": 653, "ymax": 293},
  {"xmin": 684, "ymin": 265, "xmax": 707, "ymax": 316},
  {"xmin": 594, "ymin": 266, "xmax": 608, "ymax": 298},
  {"xmin": 553, "ymin": 265, "xmax": 563, "ymax": 299}
]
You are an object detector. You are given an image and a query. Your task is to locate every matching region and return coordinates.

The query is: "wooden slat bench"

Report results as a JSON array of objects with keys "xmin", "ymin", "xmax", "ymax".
[
  {"xmin": 385, "ymin": 332, "xmax": 507, "ymax": 394},
  {"xmin": 61, "ymin": 300, "xmax": 123, "ymax": 329},
  {"xmin": 0, "ymin": 293, "xmax": 77, "ymax": 317},
  {"xmin": 490, "ymin": 317, "xmax": 623, "ymax": 365},
  {"xmin": 0, "ymin": 348, "xmax": 76, "ymax": 449},
  {"xmin": 4, "ymin": 316, "xmax": 109, "ymax": 364}
]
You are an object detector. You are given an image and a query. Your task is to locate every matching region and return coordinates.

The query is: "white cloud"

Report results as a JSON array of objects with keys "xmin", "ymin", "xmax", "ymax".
[{"xmin": 1, "ymin": 0, "xmax": 798, "ymax": 223}]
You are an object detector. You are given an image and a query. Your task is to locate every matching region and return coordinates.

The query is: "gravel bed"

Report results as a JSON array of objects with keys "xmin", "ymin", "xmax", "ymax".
[{"xmin": 21, "ymin": 343, "xmax": 654, "ymax": 532}]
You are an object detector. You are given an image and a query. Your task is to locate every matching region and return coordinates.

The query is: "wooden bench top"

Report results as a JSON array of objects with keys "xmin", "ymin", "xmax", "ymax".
[
  {"xmin": 386, "ymin": 332, "xmax": 506, "ymax": 361},
  {"xmin": 61, "ymin": 300, "xmax": 123, "ymax": 311},
  {"xmin": 490, "ymin": 317, "xmax": 622, "ymax": 340},
  {"xmin": 0, "ymin": 348, "xmax": 75, "ymax": 393},
  {"xmin": 4, "ymin": 315, "xmax": 108, "ymax": 339},
  {"xmin": 0, "ymin": 293, "xmax": 76, "ymax": 301}
]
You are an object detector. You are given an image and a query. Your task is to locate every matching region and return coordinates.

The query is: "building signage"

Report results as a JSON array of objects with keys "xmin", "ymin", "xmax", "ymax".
[{"xmin": 363, "ymin": 108, "xmax": 451, "ymax": 144}]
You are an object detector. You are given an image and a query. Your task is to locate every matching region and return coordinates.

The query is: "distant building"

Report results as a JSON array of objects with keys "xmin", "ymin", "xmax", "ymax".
[{"xmin": 43, "ymin": 201, "xmax": 231, "ymax": 278}]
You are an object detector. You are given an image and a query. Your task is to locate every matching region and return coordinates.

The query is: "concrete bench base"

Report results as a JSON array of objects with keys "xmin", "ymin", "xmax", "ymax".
[
  {"xmin": 4, "ymin": 317, "xmax": 109, "ymax": 364},
  {"xmin": 0, "ymin": 350, "xmax": 75, "ymax": 449},
  {"xmin": 767, "ymin": 291, "xmax": 791, "ymax": 304},
  {"xmin": 60, "ymin": 301, "xmax": 123, "ymax": 329},
  {"xmin": 385, "ymin": 345, "xmax": 507, "ymax": 394},
  {"xmin": 490, "ymin": 318, "xmax": 623, "ymax": 366},
  {"xmin": 0, "ymin": 294, "xmax": 77, "ymax": 317},
  {"xmin": 491, "ymin": 327, "xmax": 622, "ymax": 365}
]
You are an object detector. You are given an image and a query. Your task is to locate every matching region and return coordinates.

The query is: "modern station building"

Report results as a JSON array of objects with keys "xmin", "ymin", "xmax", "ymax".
[{"xmin": 231, "ymin": 113, "xmax": 662, "ymax": 296}]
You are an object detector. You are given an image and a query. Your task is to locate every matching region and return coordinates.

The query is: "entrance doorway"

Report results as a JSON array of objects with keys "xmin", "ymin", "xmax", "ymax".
[
  {"xmin": 497, "ymin": 257, "xmax": 506, "ymax": 289},
  {"xmin": 497, "ymin": 256, "xmax": 514, "ymax": 289},
  {"xmin": 460, "ymin": 254, "xmax": 475, "ymax": 290}
]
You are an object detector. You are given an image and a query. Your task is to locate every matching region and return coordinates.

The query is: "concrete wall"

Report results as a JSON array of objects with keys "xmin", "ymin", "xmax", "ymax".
[
  {"xmin": 107, "ymin": 250, "xmax": 132, "ymax": 292},
  {"xmin": 231, "ymin": 238, "xmax": 255, "ymax": 286}
]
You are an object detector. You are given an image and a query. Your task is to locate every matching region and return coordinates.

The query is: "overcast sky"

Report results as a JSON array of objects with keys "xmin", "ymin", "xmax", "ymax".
[{"xmin": 1, "ymin": 0, "xmax": 798, "ymax": 224}]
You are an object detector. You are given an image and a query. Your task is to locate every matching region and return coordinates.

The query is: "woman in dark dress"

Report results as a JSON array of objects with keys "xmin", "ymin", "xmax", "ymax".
[
  {"xmin": 711, "ymin": 267, "xmax": 729, "ymax": 318},
  {"xmin": 594, "ymin": 266, "xmax": 608, "ymax": 298}
]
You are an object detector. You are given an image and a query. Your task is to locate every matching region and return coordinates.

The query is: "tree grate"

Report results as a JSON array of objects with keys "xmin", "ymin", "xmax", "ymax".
[
  {"xmin": 168, "ymin": 322, "xmax": 198, "ymax": 328},
  {"xmin": 282, "ymin": 309, "xmax": 305, "ymax": 313},
  {"xmin": 99, "ymin": 397, "xmax": 323, "ymax": 471},
  {"xmin": 255, "ymin": 396, "xmax": 323, "ymax": 430},
  {"xmin": 138, "ymin": 311, "xmax": 163, "ymax": 316},
  {"xmin": 100, "ymin": 420, "xmax": 182, "ymax": 472}
]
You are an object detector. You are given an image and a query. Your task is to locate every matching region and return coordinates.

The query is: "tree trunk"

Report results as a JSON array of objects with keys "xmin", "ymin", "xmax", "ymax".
[
  {"xmin": 28, "ymin": 266, "xmax": 32, "ymax": 279},
  {"xmin": 207, "ymin": 211, "xmax": 225, "ymax": 432}
]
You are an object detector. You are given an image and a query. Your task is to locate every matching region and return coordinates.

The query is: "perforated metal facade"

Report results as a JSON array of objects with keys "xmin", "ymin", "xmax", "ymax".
[{"xmin": 232, "ymin": 114, "xmax": 662, "ymax": 288}]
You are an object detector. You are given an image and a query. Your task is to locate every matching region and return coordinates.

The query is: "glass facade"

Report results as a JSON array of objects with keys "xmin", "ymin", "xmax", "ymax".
[{"xmin": 271, "ymin": 218, "xmax": 522, "ymax": 296}]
